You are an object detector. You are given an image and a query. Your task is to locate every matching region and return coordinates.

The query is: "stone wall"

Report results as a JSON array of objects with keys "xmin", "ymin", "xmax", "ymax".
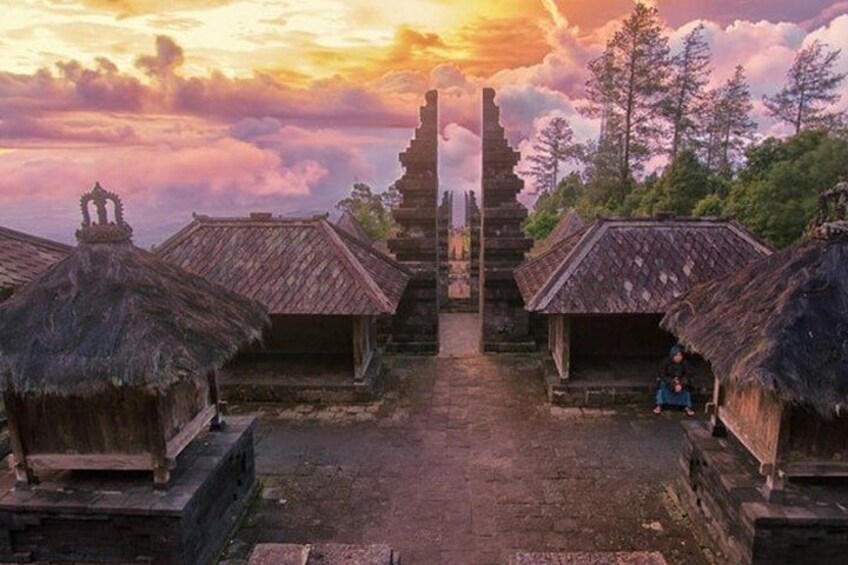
[
  {"xmin": 680, "ymin": 420, "xmax": 848, "ymax": 564},
  {"xmin": 466, "ymin": 190, "xmax": 481, "ymax": 311},
  {"xmin": 387, "ymin": 90, "xmax": 440, "ymax": 354},
  {"xmin": 480, "ymin": 88, "xmax": 534, "ymax": 352}
]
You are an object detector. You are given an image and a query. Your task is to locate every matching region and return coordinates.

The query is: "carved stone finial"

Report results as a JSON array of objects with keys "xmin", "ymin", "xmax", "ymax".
[
  {"xmin": 75, "ymin": 182, "xmax": 133, "ymax": 244},
  {"xmin": 810, "ymin": 180, "xmax": 848, "ymax": 240}
]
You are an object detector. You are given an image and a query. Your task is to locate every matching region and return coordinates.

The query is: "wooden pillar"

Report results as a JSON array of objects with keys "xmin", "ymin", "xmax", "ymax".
[
  {"xmin": 151, "ymin": 398, "xmax": 171, "ymax": 489},
  {"xmin": 208, "ymin": 370, "xmax": 224, "ymax": 431},
  {"xmin": 549, "ymin": 315, "xmax": 571, "ymax": 381},
  {"xmin": 709, "ymin": 377, "xmax": 726, "ymax": 437},
  {"xmin": 4, "ymin": 394, "xmax": 36, "ymax": 488},
  {"xmin": 353, "ymin": 316, "xmax": 374, "ymax": 383},
  {"xmin": 765, "ymin": 405, "xmax": 791, "ymax": 501}
]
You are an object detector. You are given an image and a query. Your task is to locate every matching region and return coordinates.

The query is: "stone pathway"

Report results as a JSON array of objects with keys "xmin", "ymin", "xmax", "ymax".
[{"xmin": 223, "ymin": 316, "xmax": 710, "ymax": 565}]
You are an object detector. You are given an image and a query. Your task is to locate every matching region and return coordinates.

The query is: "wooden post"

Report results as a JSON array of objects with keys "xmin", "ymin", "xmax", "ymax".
[
  {"xmin": 4, "ymin": 393, "xmax": 36, "ymax": 488},
  {"xmin": 765, "ymin": 405, "xmax": 791, "ymax": 501},
  {"xmin": 549, "ymin": 315, "xmax": 571, "ymax": 382},
  {"xmin": 709, "ymin": 377, "xmax": 726, "ymax": 437},
  {"xmin": 208, "ymin": 370, "xmax": 224, "ymax": 431},
  {"xmin": 151, "ymin": 397, "xmax": 171, "ymax": 489},
  {"xmin": 353, "ymin": 316, "xmax": 363, "ymax": 383}
]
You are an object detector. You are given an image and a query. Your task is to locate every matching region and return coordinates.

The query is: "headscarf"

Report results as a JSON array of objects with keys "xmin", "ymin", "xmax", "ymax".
[{"xmin": 669, "ymin": 344, "xmax": 685, "ymax": 360}]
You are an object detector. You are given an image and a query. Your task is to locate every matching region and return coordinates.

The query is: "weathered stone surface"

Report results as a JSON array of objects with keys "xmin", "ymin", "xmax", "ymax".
[
  {"xmin": 680, "ymin": 420, "xmax": 848, "ymax": 564},
  {"xmin": 387, "ymin": 90, "xmax": 440, "ymax": 353},
  {"xmin": 466, "ymin": 190, "xmax": 481, "ymax": 309},
  {"xmin": 480, "ymin": 88, "xmax": 534, "ymax": 352},
  {"xmin": 249, "ymin": 543, "xmax": 397, "ymax": 565},
  {"xmin": 224, "ymin": 315, "xmax": 709, "ymax": 565},
  {"xmin": 510, "ymin": 551, "xmax": 668, "ymax": 565},
  {"xmin": 0, "ymin": 417, "xmax": 257, "ymax": 565}
]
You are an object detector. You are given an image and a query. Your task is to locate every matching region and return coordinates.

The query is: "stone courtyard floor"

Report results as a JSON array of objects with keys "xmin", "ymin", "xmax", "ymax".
[{"xmin": 222, "ymin": 315, "xmax": 713, "ymax": 565}]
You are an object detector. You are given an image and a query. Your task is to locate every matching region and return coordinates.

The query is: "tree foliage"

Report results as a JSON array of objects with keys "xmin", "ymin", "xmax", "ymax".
[
  {"xmin": 335, "ymin": 182, "xmax": 398, "ymax": 241},
  {"xmin": 664, "ymin": 23, "xmax": 712, "ymax": 158},
  {"xmin": 583, "ymin": 3, "xmax": 671, "ymax": 194},
  {"xmin": 703, "ymin": 66, "xmax": 757, "ymax": 176},
  {"xmin": 763, "ymin": 40, "xmax": 847, "ymax": 134},
  {"xmin": 523, "ymin": 116, "xmax": 580, "ymax": 194},
  {"xmin": 725, "ymin": 130, "xmax": 848, "ymax": 248}
]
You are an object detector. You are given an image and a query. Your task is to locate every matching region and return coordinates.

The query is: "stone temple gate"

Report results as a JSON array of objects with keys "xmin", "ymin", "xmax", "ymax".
[{"xmin": 387, "ymin": 89, "xmax": 534, "ymax": 354}]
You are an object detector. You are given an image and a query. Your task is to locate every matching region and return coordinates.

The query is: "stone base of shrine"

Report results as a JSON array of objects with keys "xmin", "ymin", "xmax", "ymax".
[
  {"xmin": 0, "ymin": 417, "xmax": 257, "ymax": 565},
  {"xmin": 679, "ymin": 420, "xmax": 848, "ymax": 565}
]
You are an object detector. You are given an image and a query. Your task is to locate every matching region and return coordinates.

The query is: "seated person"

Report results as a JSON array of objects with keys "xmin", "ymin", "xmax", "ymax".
[{"xmin": 654, "ymin": 345, "xmax": 695, "ymax": 416}]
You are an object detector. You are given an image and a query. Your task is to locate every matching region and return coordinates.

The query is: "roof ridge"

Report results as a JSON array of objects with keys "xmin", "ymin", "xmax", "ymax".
[
  {"xmin": 318, "ymin": 220, "xmax": 394, "ymax": 313},
  {"xmin": 330, "ymin": 223, "xmax": 412, "ymax": 276},
  {"xmin": 0, "ymin": 225, "xmax": 72, "ymax": 252},
  {"xmin": 153, "ymin": 218, "xmax": 203, "ymax": 256},
  {"xmin": 528, "ymin": 222, "xmax": 607, "ymax": 311}
]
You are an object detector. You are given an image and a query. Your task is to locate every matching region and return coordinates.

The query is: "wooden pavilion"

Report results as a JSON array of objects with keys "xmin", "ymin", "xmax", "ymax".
[
  {"xmin": 516, "ymin": 216, "xmax": 772, "ymax": 384},
  {"xmin": 157, "ymin": 213, "xmax": 409, "ymax": 394},
  {"xmin": 0, "ymin": 184, "xmax": 268, "ymax": 487},
  {"xmin": 663, "ymin": 183, "xmax": 848, "ymax": 493},
  {"xmin": 0, "ymin": 226, "xmax": 70, "ymax": 301}
]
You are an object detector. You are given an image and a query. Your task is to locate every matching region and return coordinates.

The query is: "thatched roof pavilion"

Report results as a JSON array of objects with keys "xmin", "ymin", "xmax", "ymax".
[
  {"xmin": 0, "ymin": 183, "xmax": 268, "ymax": 486},
  {"xmin": 663, "ymin": 182, "xmax": 848, "ymax": 490}
]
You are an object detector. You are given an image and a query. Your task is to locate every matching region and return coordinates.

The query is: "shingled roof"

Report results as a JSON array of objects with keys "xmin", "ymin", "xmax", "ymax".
[
  {"xmin": 336, "ymin": 211, "xmax": 372, "ymax": 243},
  {"xmin": 156, "ymin": 214, "xmax": 410, "ymax": 316},
  {"xmin": 516, "ymin": 217, "xmax": 772, "ymax": 315},
  {"xmin": 528, "ymin": 209, "xmax": 585, "ymax": 258},
  {"xmin": 0, "ymin": 226, "xmax": 71, "ymax": 293}
]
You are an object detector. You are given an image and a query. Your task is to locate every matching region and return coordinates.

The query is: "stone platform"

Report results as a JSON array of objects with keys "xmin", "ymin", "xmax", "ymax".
[
  {"xmin": 222, "ymin": 354, "xmax": 382, "ymax": 404},
  {"xmin": 680, "ymin": 420, "xmax": 848, "ymax": 564},
  {"xmin": 510, "ymin": 552, "xmax": 667, "ymax": 565},
  {"xmin": 249, "ymin": 543, "xmax": 399, "ymax": 564},
  {"xmin": 542, "ymin": 358, "xmax": 711, "ymax": 408},
  {"xmin": 0, "ymin": 416, "xmax": 257, "ymax": 565}
]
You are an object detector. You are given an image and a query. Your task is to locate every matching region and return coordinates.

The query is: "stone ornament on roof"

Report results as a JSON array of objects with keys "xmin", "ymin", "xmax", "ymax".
[
  {"xmin": 810, "ymin": 180, "xmax": 848, "ymax": 240},
  {"xmin": 76, "ymin": 182, "xmax": 133, "ymax": 244}
]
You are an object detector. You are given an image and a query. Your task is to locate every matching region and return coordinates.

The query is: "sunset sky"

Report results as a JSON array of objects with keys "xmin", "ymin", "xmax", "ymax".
[{"xmin": 2, "ymin": 0, "xmax": 848, "ymax": 245}]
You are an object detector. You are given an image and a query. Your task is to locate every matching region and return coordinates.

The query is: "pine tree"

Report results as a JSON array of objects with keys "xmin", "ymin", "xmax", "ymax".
[
  {"xmin": 523, "ymin": 116, "xmax": 579, "ymax": 194},
  {"xmin": 703, "ymin": 66, "xmax": 757, "ymax": 176},
  {"xmin": 763, "ymin": 40, "xmax": 847, "ymax": 134},
  {"xmin": 665, "ymin": 24, "xmax": 712, "ymax": 158},
  {"xmin": 583, "ymin": 3, "xmax": 671, "ymax": 198}
]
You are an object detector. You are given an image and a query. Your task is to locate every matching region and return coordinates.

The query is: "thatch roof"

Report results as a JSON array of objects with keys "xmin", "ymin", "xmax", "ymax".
[
  {"xmin": 662, "ymin": 234, "xmax": 848, "ymax": 416},
  {"xmin": 0, "ymin": 185, "xmax": 268, "ymax": 396},
  {"xmin": 156, "ymin": 214, "xmax": 410, "ymax": 316},
  {"xmin": 0, "ymin": 226, "xmax": 71, "ymax": 293},
  {"xmin": 528, "ymin": 209, "xmax": 585, "ymax": 258},
  {"xmin": 516, "ymin": 216, "xmax": 772, "ymax": 315}
]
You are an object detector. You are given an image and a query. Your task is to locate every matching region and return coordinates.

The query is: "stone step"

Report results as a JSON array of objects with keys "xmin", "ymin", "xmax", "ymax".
[{"xmin": 248, "ymin": 543, "xmax": 399, "ymax": 565}]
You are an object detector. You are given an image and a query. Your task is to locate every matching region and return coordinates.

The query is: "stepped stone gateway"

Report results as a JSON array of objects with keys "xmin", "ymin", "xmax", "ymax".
[{"xmin": 387, "ymin": 90, "xmax": 441, "ymax": 353}]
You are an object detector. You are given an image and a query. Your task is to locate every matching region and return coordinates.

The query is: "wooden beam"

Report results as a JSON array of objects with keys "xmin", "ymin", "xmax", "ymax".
[
  {"xmin": 151, "ymin": 398, "xmax": 171, "ymax": 488},
  {"xmin": 27, "ymin": 453, "xmax": 152, "ymax": 471},
  {"xmin": 4, "ymin": 394, "xmax": 36, "ymax": 487},
  {"xmin": 207, "ymin": 370, "xmax": 223, "ymax": 431},
  {"xmin": 166, "ymin": 403, "xmax": 216, "ymax": 460},
  {"xmin": 783, "ymin": 460, "xmax": 848, "ymax": 477}
]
